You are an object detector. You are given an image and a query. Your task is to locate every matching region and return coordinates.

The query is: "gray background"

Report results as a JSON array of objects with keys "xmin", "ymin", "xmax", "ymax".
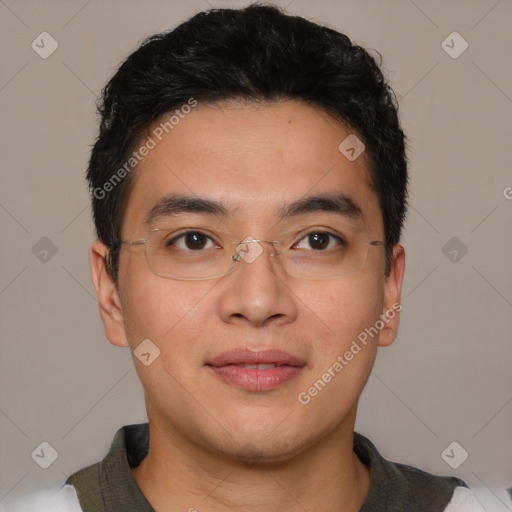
[{"xmin": 1, "ymin": 0, "xmax": 511, "ymax": 509}]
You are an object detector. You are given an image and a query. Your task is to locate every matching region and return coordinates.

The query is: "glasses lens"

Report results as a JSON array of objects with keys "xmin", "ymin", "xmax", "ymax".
[
  {"xmin": 141, "ymin": 228, "xmax": 380, "ymax": 280},
  {"xmin": 145, "ymin": 229, "xmax": 233, "ymax": 280},
  {"xmin": 282, "ymin": 238, "xmax": 370, "ymax": 279}
]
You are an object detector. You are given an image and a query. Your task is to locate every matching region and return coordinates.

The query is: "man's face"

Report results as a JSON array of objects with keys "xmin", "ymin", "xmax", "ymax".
[{"xmin": 93, "ymin": 100, "xmax": 404, "ymax": 461}]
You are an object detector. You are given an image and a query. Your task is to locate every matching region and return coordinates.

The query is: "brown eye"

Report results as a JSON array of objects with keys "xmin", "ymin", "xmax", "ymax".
[
  {"xmin": 168, "ymin": 232, "xmax": 215, "ymax": 251},
  {"xmin": 184, "ymin": 232, "xmax": 208, "ymax": 250},
  {"xmin": 308, "ymin": 233, "xmax": 330, "ymax": 250},
  {"xmin": 293, "ymin": 231, "xmax": 344, "ymax": 251}
]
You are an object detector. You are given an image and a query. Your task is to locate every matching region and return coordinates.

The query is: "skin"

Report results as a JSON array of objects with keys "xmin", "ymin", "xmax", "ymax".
[{"xmin": 91, "ymin": 100, "xmax": 405, "ymax": 511}]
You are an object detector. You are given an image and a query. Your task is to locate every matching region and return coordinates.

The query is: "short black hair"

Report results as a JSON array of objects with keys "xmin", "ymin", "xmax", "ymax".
[{"xmin": 87, "ymin": 3, "xmax": 408, "ymax": 281}]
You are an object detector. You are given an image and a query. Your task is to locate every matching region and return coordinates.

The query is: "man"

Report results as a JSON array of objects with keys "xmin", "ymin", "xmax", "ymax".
[{"xmin": 7, "ymin": 4, "xmax": 485, "ymax": 511}]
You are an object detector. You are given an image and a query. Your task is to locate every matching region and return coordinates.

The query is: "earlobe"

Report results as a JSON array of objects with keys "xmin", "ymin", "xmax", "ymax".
[
  {"xmin": 378, "ymin": 244, "xmax": 405, "ymax": 348},
  {"xmin": 91, "ymin": 241, "xmax": 129, "ymax": 347}
]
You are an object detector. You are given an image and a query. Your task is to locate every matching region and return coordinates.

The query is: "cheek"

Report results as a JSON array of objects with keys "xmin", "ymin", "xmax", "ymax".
[
  {"xmin": 119, "ymin": 260, "xmax": 215, "ymax": 352},
  {"xmin": 298, "ymin": 273, "xmax": 384, "ymax": 353},
  {"xmin": 118, "ymin": 274, "xmax": 215, "ymax": 401},
  {"xmin": 294, "ymin": 276, "xmax": 383, "ymax": 433}
]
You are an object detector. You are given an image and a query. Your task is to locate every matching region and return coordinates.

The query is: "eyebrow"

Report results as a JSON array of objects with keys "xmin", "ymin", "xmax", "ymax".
[
  {"xmin": 144, "ymin": 194, "xmax": 229, "ymax": 225},
  {"xmin": 144, "ymin": 192, "xmax": 364, "ymax": 225},
  {"xmin": 278, "ymin": 193, "xmax": 364, "ymax": 221}
]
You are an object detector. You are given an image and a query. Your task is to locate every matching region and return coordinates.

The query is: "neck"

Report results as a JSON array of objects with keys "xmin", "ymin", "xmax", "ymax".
[{"xmin": 132, "ymin": 408, "xmax": 370, "ymax": 512}]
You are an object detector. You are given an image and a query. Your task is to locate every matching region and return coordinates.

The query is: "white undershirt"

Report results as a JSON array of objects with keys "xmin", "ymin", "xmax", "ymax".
[
  {"xmin": 444, "ymin": 487, "xmax": 487, "ymax": 511},
  {"xmin": 1, "ymin": 484, "xmax": 506, "ymax": 511}
]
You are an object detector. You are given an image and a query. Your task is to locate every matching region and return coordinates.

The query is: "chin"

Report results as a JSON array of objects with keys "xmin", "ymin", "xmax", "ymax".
[
  {"xmin": 219, "ymin": 435, "xmax": 308, "ymax": 465},
  {"xmin": 206, "ymin": 415, "xmax": 316, "ymax": 463}
]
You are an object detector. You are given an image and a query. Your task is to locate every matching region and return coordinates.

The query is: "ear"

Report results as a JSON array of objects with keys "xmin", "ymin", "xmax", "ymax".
[
  {"xmin": 378, "ymin": 244, "xmax": 405, "ymax": 347},
  {"xmin": 91, "ymin": 241, "xmax": 129, "ymax": 347}
]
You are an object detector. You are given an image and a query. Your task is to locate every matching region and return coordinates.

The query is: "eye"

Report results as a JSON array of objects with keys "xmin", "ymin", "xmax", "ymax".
[
  {"xmin": 293, "ymin": 232, "xmax": 345, "ymax": 251},
  {"xmin": 167, "ymin": 231, "xmax": 216, "ymax": 251}
]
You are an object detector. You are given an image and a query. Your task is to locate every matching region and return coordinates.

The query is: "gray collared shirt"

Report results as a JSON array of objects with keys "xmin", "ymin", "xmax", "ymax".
[{"xmin": 66, "ymin": 423, "xmax": 466, "ymax": 511}]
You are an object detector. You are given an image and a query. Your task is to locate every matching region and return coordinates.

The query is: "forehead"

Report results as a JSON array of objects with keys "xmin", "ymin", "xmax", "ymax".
[{"xmin": 121, "ymin": 100, "xmax": 382, "ymax": 234}]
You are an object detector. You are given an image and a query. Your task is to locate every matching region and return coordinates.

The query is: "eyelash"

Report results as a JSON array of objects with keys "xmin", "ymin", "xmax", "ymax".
[
  {"xmin": 165, "ymin": 231, "xmax": 218, "ymax": 250},
  {"xmin": 292, "ymin": 232, "xmax": 346, "ymax": 251}
]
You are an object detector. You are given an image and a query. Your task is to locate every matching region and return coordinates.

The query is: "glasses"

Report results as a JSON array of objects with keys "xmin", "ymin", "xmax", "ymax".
[{"xmin": 116, "ymin": 226, "xmax": 383, "ymax": 281}]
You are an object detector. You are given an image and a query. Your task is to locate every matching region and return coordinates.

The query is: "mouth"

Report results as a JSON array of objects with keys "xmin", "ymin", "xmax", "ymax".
[
  {"xmin": 228, "ymin": 363, "xmax": 286, "ymax": 369},
  {"xmin": 206, "ymin": 349, "xmax": 306, "ymax": 392}
]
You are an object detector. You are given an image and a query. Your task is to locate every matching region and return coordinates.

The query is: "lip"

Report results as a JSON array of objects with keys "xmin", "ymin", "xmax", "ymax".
[
  {"xmin": 207, "ymin": 349, "xmax": 305, "ymax": 367},
  {"xmin": 206, "ymin": 349, "xmax": 306, "ymax": 392}
]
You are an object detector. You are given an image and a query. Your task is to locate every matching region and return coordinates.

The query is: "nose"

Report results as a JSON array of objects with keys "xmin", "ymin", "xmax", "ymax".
[{"xmin": 218, "ymin": 239, "xmax": 298, "ymax": 328}]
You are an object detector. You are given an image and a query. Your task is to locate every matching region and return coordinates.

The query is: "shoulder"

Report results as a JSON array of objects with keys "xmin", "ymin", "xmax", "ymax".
[
  {"xmin": 354, "ymin": 432, "xmax": 468, "ymax": 511},
  {"xmin": 0, "ymin": 485, "xmax": 82, "ymax": 512},
  {"xmin": 354, "ymin": 432, "xmax": 465, "ymax": 489}
]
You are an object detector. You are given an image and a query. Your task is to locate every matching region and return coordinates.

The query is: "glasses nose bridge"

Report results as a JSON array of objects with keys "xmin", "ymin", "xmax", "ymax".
[{"xmin": 232, "ymin": 238, "xmax": 281, "ymax": 265}]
